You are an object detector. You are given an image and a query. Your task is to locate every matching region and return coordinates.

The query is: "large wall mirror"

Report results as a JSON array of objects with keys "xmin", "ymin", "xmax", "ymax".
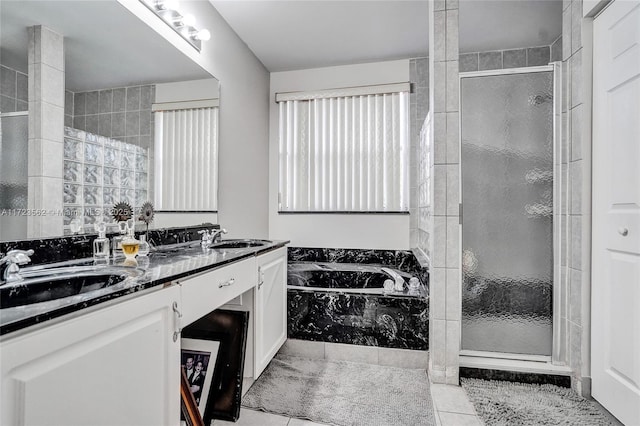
[{"xmin": 0, "ymin": 0, "xmax": 220, "ymax": 242}]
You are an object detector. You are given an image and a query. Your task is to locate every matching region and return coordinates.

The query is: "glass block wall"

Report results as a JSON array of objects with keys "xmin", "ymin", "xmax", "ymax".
[{"xmin": 63, "ymin": 127, "xmax": 149, "ymax": 233}]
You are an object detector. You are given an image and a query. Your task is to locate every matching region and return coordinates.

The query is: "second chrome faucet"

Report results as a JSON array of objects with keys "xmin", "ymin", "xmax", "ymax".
[{"xmin": 198, "ymin": 228, "xmax": 228, "ymax": 248}]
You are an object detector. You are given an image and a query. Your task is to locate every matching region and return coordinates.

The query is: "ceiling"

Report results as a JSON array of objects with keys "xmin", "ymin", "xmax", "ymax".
[
  {"xmin": 0, "ymin": 1, "xmax": 213, "ymax": 92},
  {"xmin": 211, "ymin": 0, "xmax": 563, "ymax": 72}
]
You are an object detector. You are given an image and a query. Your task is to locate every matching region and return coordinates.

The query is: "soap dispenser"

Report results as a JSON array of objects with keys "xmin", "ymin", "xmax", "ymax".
[
  {"xmin": 121, "ymin": 220, "xmax": 140, "ymax": 261},
  {"xmin": 93, "ymin": 222, "xmax": 110, "ymax": 263}
]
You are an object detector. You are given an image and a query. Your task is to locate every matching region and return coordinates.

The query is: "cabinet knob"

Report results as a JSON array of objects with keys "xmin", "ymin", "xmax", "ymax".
[{"xmin": 618, "ymin": 227, "xmax": 629, "ymax": 237}]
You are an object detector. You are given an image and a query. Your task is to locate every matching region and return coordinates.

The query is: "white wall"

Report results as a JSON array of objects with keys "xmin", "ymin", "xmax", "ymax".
[
  {"xmin": 153, "ymin": 212, "xmax": 218, "ymax": 229},
  {"xmin": 119, "ymin": 0, "xmax": 270, "ymax": 239},
  {"xmin": 155, "ymin": 78, "xmax": 220, "ymax": 103},
  {"xmin": 269, "ymin": 60, "xmax": 411, "ymax": 249}
]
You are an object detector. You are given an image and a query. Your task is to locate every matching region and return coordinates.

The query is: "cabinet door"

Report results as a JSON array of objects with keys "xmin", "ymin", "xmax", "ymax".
[
  {"xmin": 254, "ymin": 247, "xmax": 287, "ymax": 377},
  {"xmin": 0, "ymin": 286, "xmax": 181, "ymax": 426}
]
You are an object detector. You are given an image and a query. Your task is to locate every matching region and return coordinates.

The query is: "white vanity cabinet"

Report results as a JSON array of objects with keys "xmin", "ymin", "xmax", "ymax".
[
  {"xmin": 181, "ymin": 248, "xmax": 288, "ymax": 378},
  {"xmin": 0, "ymin": 285, "xmax": 182, "ymax": 426},
  {"xmin": 0, "ymin": 246, "xmax": 288, "ymax": 426},
  {"xmin": 254, "ymin": 247, "xmax": 287, "ymax": 377}
]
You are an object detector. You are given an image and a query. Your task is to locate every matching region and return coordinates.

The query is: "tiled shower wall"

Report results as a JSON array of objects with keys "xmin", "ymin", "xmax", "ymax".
[
  {"xmin": 428, "ymin": 0, "xmax": 461, "ymax": 385},
  {"xmin": 66, "ymin": 85, "xmax": 155, "ymax": 150},
  {"xmin": 409, "ymin": 38, "xmax": 563, "ymax": 261},
  {"xmin": 65, "ymin": 84, "xmax": 155, "ymax": 206},
  {"xmin": 0, "ymin": 65, "xmax": 28, "ymax": 113},
  {"xmin": 459, "ymin": 38, "xmax": 562, "ymax": 72}
]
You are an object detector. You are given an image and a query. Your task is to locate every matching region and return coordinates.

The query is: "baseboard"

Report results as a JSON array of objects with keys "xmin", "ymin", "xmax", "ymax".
[{"xmin": 279, "ymin": 338, "xmax": 429, "ymax": 369}]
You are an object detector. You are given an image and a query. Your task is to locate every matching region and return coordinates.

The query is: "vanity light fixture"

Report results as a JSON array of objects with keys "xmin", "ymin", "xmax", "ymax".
[{"xmin": 139, "ymin": 0, "xmax": 210, "ymax": 52}]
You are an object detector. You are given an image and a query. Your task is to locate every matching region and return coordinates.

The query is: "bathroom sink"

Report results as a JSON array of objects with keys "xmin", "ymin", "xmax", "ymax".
[
  {"xmin": 209, "ymin": 239, "xmax": 271, "ymax": 249},
  {"xmin": 150, "ymin": 242, "xmax": 201, "ymax": 257},
  {"xmin": 0, "ymin": 266, "xmax": 144, "ymax": 308}
]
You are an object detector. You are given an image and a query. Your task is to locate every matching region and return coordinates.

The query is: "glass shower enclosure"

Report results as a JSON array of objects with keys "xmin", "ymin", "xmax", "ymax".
[
  {"xmin": 0, "ymin": 113, "xmax": 28, "ymax": 241},
  {"xmin": 460, "ymin": 68, "xmax": 555, "ymax": 357}
]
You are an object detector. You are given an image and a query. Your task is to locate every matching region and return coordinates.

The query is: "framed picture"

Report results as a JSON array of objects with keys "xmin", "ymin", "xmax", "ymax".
[
  {"xmin": 183, "ymin": 309, "xmax": 250, "ymax": 423},
  {"xmin": 181, "ymin": 338, "xmax": 220, "ymax": 417}
]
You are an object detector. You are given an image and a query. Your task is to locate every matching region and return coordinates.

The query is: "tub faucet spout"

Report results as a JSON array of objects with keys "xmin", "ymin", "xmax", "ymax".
[
  {"xmin": 1, "ymin": 249, "xmax": 34, "ymax": 284},
  {"xmin": 381, "ymin": 267, "xmax": 405, "ymax": 292}
]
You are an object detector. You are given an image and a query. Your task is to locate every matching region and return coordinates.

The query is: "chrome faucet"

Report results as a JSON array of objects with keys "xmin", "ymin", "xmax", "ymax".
[
  {"xmin": 210, "ymin": 228, "xmax": 227, "ymax": 243},
  {"xmin": 198, "ymin": 228, "xmax": 227, "ymax": 248},
  {"xmin": 0, "ymin": 249, "xmax": 34, "ymax": 283},
  {"xmin": 198, "ymin": 230, "xmax": 214, "ymax": 247}
]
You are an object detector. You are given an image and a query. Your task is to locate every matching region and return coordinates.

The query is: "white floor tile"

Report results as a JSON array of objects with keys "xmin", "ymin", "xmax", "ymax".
[
  {"xmin": 213, "ymin": 408, "xmax": 289, "ymax": 426},
  {"xmin": 430, "ymin": 384, "xmax": 477, "ymax": 415},
  {"xmin": 438, "ymin": 412, "xmax": 482, "ymax": 426}
]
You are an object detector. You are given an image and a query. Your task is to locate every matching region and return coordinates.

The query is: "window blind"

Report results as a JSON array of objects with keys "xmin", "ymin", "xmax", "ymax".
[
  {"xmin": 154, "ymin": 107, "xmax": 218, "ymax": 211},
  {"xmin": 278, "ymin": 91, "xmax": 409, "ymax": 212}
]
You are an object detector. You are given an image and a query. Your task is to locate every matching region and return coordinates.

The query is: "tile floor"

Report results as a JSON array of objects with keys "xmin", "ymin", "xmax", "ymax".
[{"xmin": 213, "ymin": 370, "xmax": 482, "ymax": 426}]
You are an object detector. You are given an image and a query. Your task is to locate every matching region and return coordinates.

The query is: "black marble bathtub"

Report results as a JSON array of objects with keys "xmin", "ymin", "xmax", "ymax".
[{"xmin": 287, "ymin": 247, "xmax": 429, "ymax": 350}]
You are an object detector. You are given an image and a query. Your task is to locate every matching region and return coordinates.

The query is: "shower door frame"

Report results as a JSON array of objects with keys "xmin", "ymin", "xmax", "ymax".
[{"xmin": 457, "ymin": 64, "xmax": 569, "ymax": 371}]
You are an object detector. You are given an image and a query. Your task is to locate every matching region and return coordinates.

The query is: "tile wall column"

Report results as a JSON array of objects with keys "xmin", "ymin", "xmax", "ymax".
[
  {"xmin": 562, "ymin": 0, "xmax": 593, "ymax": 397},
  {"xmin": 27, "ymin": 25, "xmax": 65, "ymax": 237},
  {"xmin": 428, "ymin": 0, "xmax": 461, "ymax": 385}
]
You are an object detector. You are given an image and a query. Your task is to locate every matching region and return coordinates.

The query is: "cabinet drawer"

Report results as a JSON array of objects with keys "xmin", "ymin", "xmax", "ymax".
[{"xmin": 179, "ymin": 257, "xmax": 256, "ymax": 326}]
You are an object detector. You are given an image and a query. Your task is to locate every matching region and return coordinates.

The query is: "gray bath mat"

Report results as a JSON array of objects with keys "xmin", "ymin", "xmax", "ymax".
[
  {"xmin": 242, "ymin": 354, "xmax": 436, "ymax": 426},
  {"xmin": 461, "ymin": 378, "xmax": 615, "ymax": 425}
]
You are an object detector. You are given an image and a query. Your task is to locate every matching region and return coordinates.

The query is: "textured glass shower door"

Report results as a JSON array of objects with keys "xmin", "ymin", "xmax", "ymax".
[
  {"xmin": 461, "ymin": 70, "xmax": 554, "ymax": 356},
  {"xmin": 0, "ymin": 114, "xmax": 29, "ymax": 240}
]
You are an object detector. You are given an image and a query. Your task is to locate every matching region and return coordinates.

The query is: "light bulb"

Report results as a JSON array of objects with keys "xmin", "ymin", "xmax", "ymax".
[
  {"xmin": 182, "ymin": 14, "xmax": 196, "ymax": 27},
  {"xmin": 195, "ymin": 29, "xmax": 211, "ymax": 41}
]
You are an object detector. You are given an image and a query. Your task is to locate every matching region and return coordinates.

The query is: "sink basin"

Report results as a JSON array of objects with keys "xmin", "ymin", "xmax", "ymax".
[
  {"xmin": 210, "ymin": 239, "xmax": 271, "ymax": 249},
  {"xmin": 1, "ymin": 266, "xmax": 144, "ymax": 308},
  {"xmin": 149, "ymin": 241, "xmax": 202, "ymax": 257}
]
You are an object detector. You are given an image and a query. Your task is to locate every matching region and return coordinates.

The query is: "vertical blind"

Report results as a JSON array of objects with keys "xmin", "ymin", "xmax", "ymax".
[
  {"xmin": 278, "ymin": 90, "xmax": 409, "ymax": 212},
  {"xmin": 154, "ymin": 107, "xmax": 218, "ymax": 211}
]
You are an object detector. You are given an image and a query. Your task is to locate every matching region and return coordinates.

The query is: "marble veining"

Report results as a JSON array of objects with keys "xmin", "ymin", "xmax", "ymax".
[
  {"xmin": 288, "ymin": 247, "xmax": 429, "ymax": 286},
  {"xmin": 287, "ymin": 247, "xmax": 429, "ymax": 350},
  {"xmin": 0, "ymin": 234, "xmax": 287, "ymax": 336},
  {"xmin": 0, "ymin": 224, "xmax": 219, "ymax": 266}
]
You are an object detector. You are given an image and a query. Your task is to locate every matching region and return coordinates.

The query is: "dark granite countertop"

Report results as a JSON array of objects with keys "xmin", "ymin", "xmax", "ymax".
[{"xmin": 0, "ymin": 240, "xmax": 288, "ymax": 337}]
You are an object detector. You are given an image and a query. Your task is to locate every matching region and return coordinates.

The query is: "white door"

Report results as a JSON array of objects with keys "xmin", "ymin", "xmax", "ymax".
[
  {"xmin": 592, "ymin": 1, "xmax": 640, "ymax": 425},
  {"xmin": 254, "ymin": 247, "xmax": 287, "ymax": 377}
]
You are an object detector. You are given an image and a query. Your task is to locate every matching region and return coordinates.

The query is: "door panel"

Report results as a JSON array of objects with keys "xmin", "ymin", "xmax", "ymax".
[
  {"xmin": 254, "ymin": 248, "xmax": 287, "ymax": 377},
  {"xmin": 592, "ymin": 1, "xmax": 640, "ymax": 424},
  {"xmin": 460, "ymin": 70, "xmax": 554, "ymax": 356}
]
